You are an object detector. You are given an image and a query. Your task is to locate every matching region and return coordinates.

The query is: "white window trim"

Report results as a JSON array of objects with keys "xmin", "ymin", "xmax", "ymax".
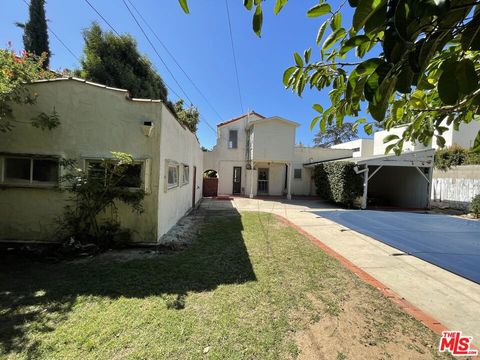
[
  {"xmin": 228, "ymin": 129, "xmax": 238, "ymax": 149},
  {"xmin": 293, "ymin": 168, "xmax": 303, "ymax": 180},
  {"xmin": 83, "ymin": 157, "xmax": 150, "ymax": 193},
  {"xmin": 166, "ymin": 160, "xmax": 180, "ymax": 191},
  {"xmin": 182, "ymin": 164, "xmax": 190, "ymax": 186},
  {"xmin": 0, "ymin": 154, "xmax": 60, "ymax": 188}
]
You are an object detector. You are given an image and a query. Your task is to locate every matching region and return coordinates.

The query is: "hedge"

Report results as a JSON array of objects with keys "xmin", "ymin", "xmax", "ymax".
[
  {"xmin": 313, "ymin": 162, "xmax": 363, "ymax": 207},
  {"xmin": 434, "ymin": 145, "xmax": 480, "ymax": 170}
]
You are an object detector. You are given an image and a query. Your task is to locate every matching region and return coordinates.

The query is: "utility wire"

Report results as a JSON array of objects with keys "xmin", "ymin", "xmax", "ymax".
[
  {"xmin": 121, "ymin": 0, "xmax": 193, "ymax": 104},
  {"xmin": 125, "ymin": 0, "xmax": 225, "ymax": 121},
  {"xmin": 83, "ymin": 0, "xmax": 120, "ymax": 36},
  {"xmin": 82, "ymin": 0, "xmax": 235, "ymax": 145},
  {"xmin": 21, "ymin": 0, "xmax": 81, "ymax": 64},
  {"xmin": 82, "ymin": 0, "xmax": 183, "ymax": 100},
  {"xmin": 224, "ymin": 0, "xmax": 244, "ymax": 114}
]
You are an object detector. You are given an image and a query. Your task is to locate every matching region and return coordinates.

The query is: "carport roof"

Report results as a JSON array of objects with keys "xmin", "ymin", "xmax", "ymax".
[{"xmin": 303, "ymin": 148, "xmax": 434, "ymax": 168}]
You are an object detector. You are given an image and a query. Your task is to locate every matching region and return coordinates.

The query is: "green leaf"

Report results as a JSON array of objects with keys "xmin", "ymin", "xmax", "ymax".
[
  {"xmin": 274, "ymin": 0, "xmax": 288, "ymax": 15},
  {"xmin": 307, "ymin": 3, "xmax": 331, "ymax": 18},
  {"xmin": 385, "ymin": 143, "xmax": 397, "ymax": 154},
  {"xmin": 294, "ymin": 52, "xmax": 303, "ymax": 67},
  {"xmin": 353, "ymin": 0, "xmax": 386, "ymax": 31},
  {"xmin": 323, "ymin": 28, "xmax": 346, "ymax": 50},
  {"xmin": 364, "ymin": 123, "xmax": 373, "ymax": 135},
  {"xmin": 304, "ymin": 48, "xmax": 312, "ymax": 64},
  {"xmin": 331, "ymin": 12, "xmax": 342, "ymax": 30},
  {"xmin": 364, "ymin": 62, "xmax": 392, "ymax": 103},
  {"xmin": 316, "ymin": 20, "xmax": 329, "ymax": 45},
  {"xmin": 339, "ymin": 35, "xmax": 370, "ymax": 55},
  {"xmin": 283, "ymin": 66, "xmax": 296, "ymax": 87},
  {"xmin": 456, "ymin": 59, "xmax": 478, "ymax": 95},
  {"xmin": 310, "ymin": 116, "xmax": 320, "ymax": 130},
  {"xmin": 178, "ymin": 0, "xmax": 189, "ymax": 14},
  {"xmin": 368, "ymin": 75, "xmax": 397, "ymax": 121},
  {"xmin": 438, "ymin": 60, "xmax": 459, "ymax": 105},
  {"xmin": 383, "ymin": 134, "xmax": 399, "ymax": 143},
  {"xmin": 472, "ymin": 131, "xmax": 480, "ymax": 153},
  {"xmin": 352, "ymin": 118, "xmax": 366, "ymax": 131},
  {"xmin": 253, "ymin": 4, "xmax": 263, "ymax": 36},
  {"xmin": 436, "ymin": 136, "xmax": 446, "ymax": 148},
  {"xmin": 364, "ymin": 3, "xmax": 387, "ymax": 32},
  {"xmin": 313, "ymin": 103, "xmax": 324, "ymax": 113},
  {"xmin": 244, "ymin": 0, "xmax": 253, "ymax": 10}
]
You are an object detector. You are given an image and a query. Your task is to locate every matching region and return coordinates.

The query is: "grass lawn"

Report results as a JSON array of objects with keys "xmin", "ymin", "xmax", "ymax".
[{"xmin": 0, "ymin": 211, "xmax": 449, "ymax": 359}]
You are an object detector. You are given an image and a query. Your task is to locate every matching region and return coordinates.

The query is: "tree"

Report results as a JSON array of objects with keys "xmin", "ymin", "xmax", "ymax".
[
  {"xmin": 78, "ymin": 22, "xmax": 169, "ymax": 101},
  {"xmin": 172, "ymin": 99, "xmax": 199, "ymax": 132},
  {"xmin": 313, "ymin": 122, "xmax": 358, "ymax": 148},
  {"xmin": 178, "ymin": 0, "xmax": 480, "ymax": 153},
  {"xmin": 17, "ymin": 0, "xmax": 50, "ymax": 69},
  {"xmin": 0, "ymin": 47, "xmax": 58, "ymax": 132}
]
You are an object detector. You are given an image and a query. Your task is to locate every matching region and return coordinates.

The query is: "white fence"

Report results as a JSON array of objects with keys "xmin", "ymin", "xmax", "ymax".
[{"xmin": 431, "ymin": 165, "xmax": 480, "ymax": 209}]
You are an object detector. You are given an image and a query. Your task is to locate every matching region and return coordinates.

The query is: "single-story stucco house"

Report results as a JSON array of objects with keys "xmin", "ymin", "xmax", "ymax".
[{"xmin": 0, "ymin": 77, "xmax": 203, "ymax": 245}]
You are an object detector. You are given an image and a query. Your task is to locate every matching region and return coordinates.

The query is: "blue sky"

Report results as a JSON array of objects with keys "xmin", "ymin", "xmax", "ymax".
[{"xmin": 1, "ymin": 0, "xmax": 371, "ymax": 149}]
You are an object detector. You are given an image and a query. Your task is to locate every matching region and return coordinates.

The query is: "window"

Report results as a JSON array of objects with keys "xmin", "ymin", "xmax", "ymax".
[
  {"xmin": 86, "ymin": 160, "xmax": 142, "ymax": 189},
  {"xmin": 294, "ymin": 168, "xmax": 302, "ymax": 180},
  {"xmin": 2, "ymin": 156, "xmax": 59, "ymax": 186},
  {"xmin": 228, "ymin": 130, "xmax": 238, "ymax": 149},
  {"xmin": 182, "ymin": 164, "xmax": 189, "ymax": 185},
  {"xmin": 167, "ymin": 163, "xmax": 179, "ymax": 189}
]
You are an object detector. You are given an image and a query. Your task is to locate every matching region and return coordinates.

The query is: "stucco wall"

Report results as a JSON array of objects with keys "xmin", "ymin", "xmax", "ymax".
[
  {"xmin": 331, "ymin": 139, "xmax": 374, "ymax": 157},
  {"xmin": 431, "ymin": 165, "xmax": 480, "ymax": 209},
  {"xmin": 0, "ymin": 80, "xmax": 161, "ymax": 243},
  {"xmin": 374, "ymin": 127, "xmax": 428, "ymax": 155},
  {"xmin": 252, "ymin": 120, "xmax": 296, "ymax": 162},
  {"xmin": 157, "ymin": 106, "xmax": 203, "ymax": 240}
]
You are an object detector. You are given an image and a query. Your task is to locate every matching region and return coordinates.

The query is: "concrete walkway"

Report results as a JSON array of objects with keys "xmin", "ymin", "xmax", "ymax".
[{"xmin": 201, "ymin": 197, "xmax": 480, "ymax": 342}]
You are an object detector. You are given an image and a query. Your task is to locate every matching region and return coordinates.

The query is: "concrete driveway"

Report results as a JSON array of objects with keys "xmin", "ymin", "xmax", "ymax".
[{"xmin": 201, "ymin": 197, "xmax": 480, "ymax": 343}]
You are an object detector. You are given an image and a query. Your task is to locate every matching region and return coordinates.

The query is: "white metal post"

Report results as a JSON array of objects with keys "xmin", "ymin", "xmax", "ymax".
[{"xmin": 361, "ymin": 166, "xmax": 369, "ymax": 209}]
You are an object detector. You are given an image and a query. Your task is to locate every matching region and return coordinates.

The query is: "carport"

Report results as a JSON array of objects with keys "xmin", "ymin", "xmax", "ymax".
[
  {"xmin": 305, "ymin": 149, "xmax": 435, "ymax": 209},
  {"xmin": 351, "ymin": 149, "xmax": 434, "ymax": 209}
]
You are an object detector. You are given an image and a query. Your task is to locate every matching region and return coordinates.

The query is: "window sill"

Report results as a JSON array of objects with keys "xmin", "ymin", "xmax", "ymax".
[
  {"xmin": 167, "ymin": 184, "xmax": 179, "ymax": 191},
  {"xmin": 0, "ymin": 183, "xmax": 59, "ymax": 190}
]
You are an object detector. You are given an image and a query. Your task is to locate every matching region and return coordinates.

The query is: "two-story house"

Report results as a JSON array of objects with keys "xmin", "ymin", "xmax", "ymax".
[{"xmin": 203, "ymin": 112, "xmax": 353, "ymax": 198}]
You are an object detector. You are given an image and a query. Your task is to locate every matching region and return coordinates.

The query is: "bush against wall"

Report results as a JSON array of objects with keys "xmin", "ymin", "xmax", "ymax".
[
  {"xmin": 435, "ymin": 145, "xmax": 480, "ymax": 170},
  {"xmin": 314, "ymin": 162, "xmax": 363, "ymax": 207},
  {"xmin": 60, "ymin": 152, "xmax": 145, "ymax": 249},
  {"xmin": 471, "ymin": 194, "xmax": 480, "ymax": 219}
]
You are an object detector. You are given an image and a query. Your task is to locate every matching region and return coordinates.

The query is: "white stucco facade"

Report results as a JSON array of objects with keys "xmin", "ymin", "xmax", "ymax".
[
  {"xmin": 0, "ymin": 78, "xmax": 203, "ymax": 244},
  {"xmin": 203, "ymin": 112, "xmax": 353, "ymax": 198},
  {"xmin": 331, "ymin": 139, "xmax": 374, "ymax": 157}
]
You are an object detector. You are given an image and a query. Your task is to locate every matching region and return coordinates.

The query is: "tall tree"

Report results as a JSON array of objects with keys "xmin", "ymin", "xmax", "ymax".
[
  {"xmin": 172, "ymin": 99, "xmax": 199, "ymax": 133},
  {"xmin": 313, "ymin": 122, "xmax": 358, "ymax": 148},
  {"xmin": 179, "ymin": 0, "xmax": 480, "ymax": 153},
  {"xmin": 17, "ymin": 0, "xmax": 50, "ymax": 69},
  {"xmin": 79, "ymin": 22, "xmax": 169, "ymax": 101}
]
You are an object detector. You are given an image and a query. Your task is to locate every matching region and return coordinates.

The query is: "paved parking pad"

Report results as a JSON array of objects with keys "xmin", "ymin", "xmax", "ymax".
[{"xmin": 315, "ymin": 210, "xmax": 480, "ymax": 284}]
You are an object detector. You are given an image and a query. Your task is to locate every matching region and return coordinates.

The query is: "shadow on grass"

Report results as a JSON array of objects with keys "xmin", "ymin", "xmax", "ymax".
[{"xmin": 0, "ymin": 204, "xmax": 256, "ymax": 356}]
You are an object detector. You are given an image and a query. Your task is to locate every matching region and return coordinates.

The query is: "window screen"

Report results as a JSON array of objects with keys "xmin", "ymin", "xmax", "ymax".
[
  {"xmin": 228, "ymin": 130, "xmax": 238, "ymax": 149},
  {"xmin": 294, "ymin": 169, "xmax": 302, "ymax": 179}
]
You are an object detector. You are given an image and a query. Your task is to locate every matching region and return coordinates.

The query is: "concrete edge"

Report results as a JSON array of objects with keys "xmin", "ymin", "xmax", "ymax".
[{"xmin": 272, "ymin": 213, "xmax": 449, "ymax": 337}]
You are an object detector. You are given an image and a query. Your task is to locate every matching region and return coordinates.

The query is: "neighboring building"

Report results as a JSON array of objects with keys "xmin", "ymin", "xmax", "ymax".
[
  {"xmin": 331, "ymin": 139, "xmax": 374, "ymax": 158},
  {"xmin": 0, "ymin": 77, "xmax": 203, "ymax": 244},
  {"xmin": 203, "ymin": 112, "xmax": 353, "ymax": 198}
]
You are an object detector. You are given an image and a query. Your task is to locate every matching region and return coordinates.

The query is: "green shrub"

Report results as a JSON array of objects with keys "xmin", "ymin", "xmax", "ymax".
[
  {"xmin": 434, "ymin": 144, "xmax": 480, "ymax": 170},
  {"xmin": 314, "ymin": 162, "xmax": 363, "ymax": 207},
  {"xmin": 470, "ymin": 194, "xmax": 480, "ymax": 219}
]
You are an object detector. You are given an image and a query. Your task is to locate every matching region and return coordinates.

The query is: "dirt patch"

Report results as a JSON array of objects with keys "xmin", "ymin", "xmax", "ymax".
[{"xmin": 295, "ymin": 284, "xmax": 450, "ymax": 360}]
